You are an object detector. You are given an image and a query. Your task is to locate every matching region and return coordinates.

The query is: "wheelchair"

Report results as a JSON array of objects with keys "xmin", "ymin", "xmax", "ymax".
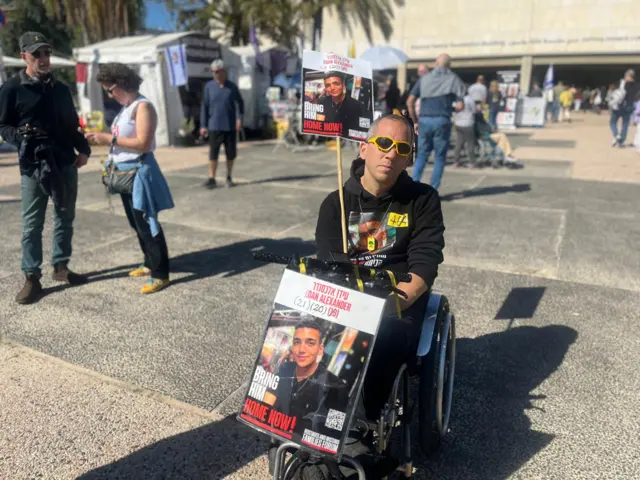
[{"xmin": 264, "ymin": 255, "xmax": 457, "ymax": 480}]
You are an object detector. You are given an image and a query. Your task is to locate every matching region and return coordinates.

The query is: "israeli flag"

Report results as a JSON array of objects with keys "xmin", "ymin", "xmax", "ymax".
[
  {"xmin": 543, "ymin": 64, "xmax": 554, "ymax": 89},
  {"xmin": 166, "ymin": 44, "xmax": 188, "ymax": 87}
]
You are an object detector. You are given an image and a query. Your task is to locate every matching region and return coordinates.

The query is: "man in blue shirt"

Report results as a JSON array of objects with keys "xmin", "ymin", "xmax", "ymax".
[
  {"xmin": 200, "ymin": 59, "xmax": 245, "ymax": 188},
  {"xmin": 407, "ymin": 53, "xmax": 466, "ymax": 190}
]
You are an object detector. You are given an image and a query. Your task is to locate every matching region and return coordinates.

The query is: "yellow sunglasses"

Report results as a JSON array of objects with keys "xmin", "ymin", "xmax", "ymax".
[{"xmin": 368, "ymin": 136, "xmax": 413, "ymax": 156}]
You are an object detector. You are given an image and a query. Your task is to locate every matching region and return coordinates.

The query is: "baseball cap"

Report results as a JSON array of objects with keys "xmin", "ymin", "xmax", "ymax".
[
  {"xmin": 210, "ymin": 59, "xmax": 225, "ymax": 70},
  {"xmin": 19, "ymin": 32, "xmax": 51, "ymax": 53}
]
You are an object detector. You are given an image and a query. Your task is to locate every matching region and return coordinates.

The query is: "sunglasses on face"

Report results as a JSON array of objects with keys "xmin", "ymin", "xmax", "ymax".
[
  {"xmin": 104, "ymin": 85, "xmax": 117, "ymax": 95},
  {"xmin": 368, "ymin": 136, "xmax": 413, "ymax": 156},
  {"xmin": 212, "ymin": 69, "xmax": 223, "ymax": 75},
  {"xmin": 32, "ymin": 49, "xmax": 52, "ymax": 59}
]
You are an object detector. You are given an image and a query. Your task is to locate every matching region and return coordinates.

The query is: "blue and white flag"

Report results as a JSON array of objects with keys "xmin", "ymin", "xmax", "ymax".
[
  {"xmin": 165, "ymin": 44, "xmax": 188, "ymax": 87},
  {"xmin": 543, "ymin": 64, "xmax": 554, "ymax": 89}
]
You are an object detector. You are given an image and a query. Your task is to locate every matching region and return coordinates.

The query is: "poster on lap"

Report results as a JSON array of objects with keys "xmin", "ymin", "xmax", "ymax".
[
  {"xmin": 301, "ymin": 50, "xmax": 374, "ymax": 141},
  {"xmin": 237, "ymin": 269, "xmax": 386, "ymax": 457}
]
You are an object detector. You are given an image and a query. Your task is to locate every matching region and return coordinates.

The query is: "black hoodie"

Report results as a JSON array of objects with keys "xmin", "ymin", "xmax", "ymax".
[{"xmin": 315, "ymin": 159, "xmax": 445, "ymax": 289}]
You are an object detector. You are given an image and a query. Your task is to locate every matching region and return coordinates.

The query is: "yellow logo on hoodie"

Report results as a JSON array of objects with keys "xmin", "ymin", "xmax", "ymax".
[{"xmin": 387, "ymin": 213, "xmax": 408, "ymax": 228}]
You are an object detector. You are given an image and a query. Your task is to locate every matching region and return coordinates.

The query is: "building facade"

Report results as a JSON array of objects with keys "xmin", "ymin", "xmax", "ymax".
[{"xmin": 319, "ymin": 0, "xmax": 640, "ymax": 93}]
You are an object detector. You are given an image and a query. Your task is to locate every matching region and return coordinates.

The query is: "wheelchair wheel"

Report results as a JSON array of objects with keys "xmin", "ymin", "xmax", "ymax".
[{"xmin": 418, "ymin": 296, "xmax": 456, "ymax": 454}]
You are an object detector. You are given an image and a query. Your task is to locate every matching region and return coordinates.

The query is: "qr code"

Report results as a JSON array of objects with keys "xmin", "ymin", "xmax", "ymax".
[{"xmin": 325, "ymin": 409, "xmax": 346, "ymax": 431}]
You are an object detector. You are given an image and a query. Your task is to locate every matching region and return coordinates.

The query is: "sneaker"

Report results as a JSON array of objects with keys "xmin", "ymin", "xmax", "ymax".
[
  {"xmin": 140, "ymin": 278, "xmax": 169, "ymax": 294},
  {"xmin": 52, "ymin": 263, "xmax": 88, "ymax": 285},
  {"xmin": 15, "ymin": 275, "xmax": 42, "ymax": 305},
  {"xmin": 612, "ymin": 137, "xmax": 620, "ymax": 147},
  {"xmin": 204, "ymin": 178, "xmax": 217, "ymax": 189},
  {"xmin": 225, "ymin": 177, "xmax": 235, "ymax": 188},
  {"xmin": 129, "ymin": 265, "xmax": 151, "ymax": 277}
]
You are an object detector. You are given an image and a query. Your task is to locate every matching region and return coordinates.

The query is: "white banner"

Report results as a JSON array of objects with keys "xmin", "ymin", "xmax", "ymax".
[
  {"xmin": 518, "ymin": 97, "xmax": 546, "ymax": 127},
  {"xmin": 274, "ymin": 270, "xmax": 385, "ymax": 335}
]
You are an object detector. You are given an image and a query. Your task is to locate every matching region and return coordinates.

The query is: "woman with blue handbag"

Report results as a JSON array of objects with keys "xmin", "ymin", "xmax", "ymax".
[{"xmin": 85, "ymin": 63, "xmax": 174, "ymax": 294}]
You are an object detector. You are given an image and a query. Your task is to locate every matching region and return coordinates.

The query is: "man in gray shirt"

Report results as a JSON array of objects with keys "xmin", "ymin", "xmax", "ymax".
[
  {"xmin": 407, "ymin": 53, "xmax": 465, "ymax": 190},
  {"xmin": 200, "ymin": 59, "xmax": 245, "ymax": 188},
  {"xmin": 468, "ymin": 75, "xmax": 487, "ymax": 104}
]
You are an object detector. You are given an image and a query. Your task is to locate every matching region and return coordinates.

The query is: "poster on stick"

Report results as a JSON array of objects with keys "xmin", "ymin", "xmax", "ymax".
[
  {"xmin": 237, "ymin": 269, "xmax": 386, "ymax": 456},
  {"xmin": 301, "ymin": 50, "xmax": 374, "ymax": 141}
]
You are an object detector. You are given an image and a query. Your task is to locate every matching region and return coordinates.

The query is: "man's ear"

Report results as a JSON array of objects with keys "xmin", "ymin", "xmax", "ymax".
[{"xmin": 359, "ymin": 141, "xmax": 367, "ymax": 158}]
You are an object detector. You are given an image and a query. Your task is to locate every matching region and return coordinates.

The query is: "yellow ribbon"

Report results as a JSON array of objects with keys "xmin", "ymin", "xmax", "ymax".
[
  {"xmin": 386, "ymin": 270, "xmax": 402, "ymax": 319},
  {"xmin": 353, "ymin": 265, "xmax": 364, "ymax": 292}
]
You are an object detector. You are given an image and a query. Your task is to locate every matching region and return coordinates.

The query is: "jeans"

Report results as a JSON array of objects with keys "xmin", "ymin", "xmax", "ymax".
[
  {"xmin": 610, "ymin": 108, "xmax": 633, "ymax": 144},
  {"xmin": 21, "ymin": 164, "xmax": 78, "ymax": 277},
  {"xmin": 488, "ymin": 109, "xmax": 499, "ymax": 131},
  {"xmin": 412, "ymin": 116, "xmax": 452, "ymax": 190},
  {"xmin": 121, "ymin": 193, "xmax": 170, "ymax": 279}
]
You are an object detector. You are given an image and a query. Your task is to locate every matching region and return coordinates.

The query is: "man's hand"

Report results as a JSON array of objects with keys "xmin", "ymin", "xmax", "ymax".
[
  {"xmin": 236, "ymin": 119, "xmax": 242, "ymax": 132},
  {"xmin": 199, "ymin": 128, "xmax": 208, "ymax": 138},
  {"xmin": 74, "ymin": 153, "xmax": 89, "ymax": 168}
]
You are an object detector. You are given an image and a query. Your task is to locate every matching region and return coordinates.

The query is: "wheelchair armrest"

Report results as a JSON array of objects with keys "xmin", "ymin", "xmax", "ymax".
[{"xmin": 416, "ymin": 292, "xmax": 445, "ymax": 357}]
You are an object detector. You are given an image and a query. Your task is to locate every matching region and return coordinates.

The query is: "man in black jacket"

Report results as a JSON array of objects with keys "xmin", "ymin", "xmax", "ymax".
[
  {"xmin": 0, "ymin": 32, "xmax": 91, "ymax": 304},
  {"xmin": 315, "ymin": 114, "xmax": 445, "ymax": 421}
]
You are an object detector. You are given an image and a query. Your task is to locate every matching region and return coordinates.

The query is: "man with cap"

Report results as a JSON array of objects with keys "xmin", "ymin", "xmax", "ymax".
[
  {"xmin": 200, "ymin": 59, "xmax": 245, "ymax": 188},
  {"xmin": 0, "ymin": 32, "xmax": 91, "ymax": 305}
]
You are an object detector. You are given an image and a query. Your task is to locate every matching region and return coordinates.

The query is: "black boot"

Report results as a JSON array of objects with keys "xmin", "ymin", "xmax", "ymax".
[
  {"xmin": 15, "ymin": 274, "xmax": 43, "ymax": 304},
  {"xmin": 52, "ymin": 263, "xmax": 88, "ymax": 285}
]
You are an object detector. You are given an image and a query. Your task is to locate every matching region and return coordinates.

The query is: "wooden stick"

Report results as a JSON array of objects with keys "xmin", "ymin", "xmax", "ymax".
[{"xmin": 336, "ymin": 137, "xmax": 348, "ymax": 254}]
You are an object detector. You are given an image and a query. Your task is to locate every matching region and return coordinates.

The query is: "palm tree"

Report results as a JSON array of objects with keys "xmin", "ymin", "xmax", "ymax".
[
  {"xmin": 165, "ymin": 0, "xmax": 402, "ymax": 52},
  {"xmin": 43, "ymin": 0, "xmax": 145, "ymax": 45}
]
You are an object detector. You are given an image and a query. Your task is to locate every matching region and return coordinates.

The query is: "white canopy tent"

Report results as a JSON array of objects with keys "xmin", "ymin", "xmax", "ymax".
[
  {"xmin": 2, "ymin": 55, "xmax": 76, "ymax": 68},
  {"xmin": 73, "ymin": 32, "xmax": 234, "ymax": 147}
]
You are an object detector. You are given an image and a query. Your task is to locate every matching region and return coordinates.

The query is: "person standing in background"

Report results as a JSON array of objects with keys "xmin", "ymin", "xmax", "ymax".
[
  {"xmin": 406, "ymin": 53, "xmax": 465, "ymax": 190},
  {"xmin": 468, "ymin": 75, "xmax": 487, "ymax": 104},
  {"xmin": 0, "ymin": 32, "xmax": 91, "ymax": 305},
  {"xmin": 200, "ymin": 59, "xmax": 244, "ymax": 189},
  {"xmin": 559, "ymin": 85, "xmax": 574, "ymax": 123},
  {"xmin": 384, "ymin": 75, "xmax": 401, "ymax": 114},
  {"xmin": 487, "ymin": 80, "xmax": 502, "ymax": 131},
  {"xmin": 85, "ymin": 63, "xmax": 174, "ymax": 294},
  {"xmin": 452, "ymin": 91, "xmax": 478, "ymax": 168}
]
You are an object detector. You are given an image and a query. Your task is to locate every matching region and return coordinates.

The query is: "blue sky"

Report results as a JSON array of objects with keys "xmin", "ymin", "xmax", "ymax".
[{"xmin": 145, "ymin": 3, "xmax": 174, "ymax": 31}]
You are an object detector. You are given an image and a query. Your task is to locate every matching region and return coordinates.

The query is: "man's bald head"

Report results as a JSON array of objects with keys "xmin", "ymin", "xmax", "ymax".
[{"xmin": 435, "ymin": 53, "xmax": 451, "ymax": 69}]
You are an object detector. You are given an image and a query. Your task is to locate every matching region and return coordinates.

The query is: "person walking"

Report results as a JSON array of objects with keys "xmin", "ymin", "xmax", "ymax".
[
  {"xmin": 0, "ymin": 32, "xmax": 91, "ymax": 304},
  {"xmin": 200, "ymin": 59, "xmax": 245, "ymax": 188},
  {"xmin": 406, "ymin": 53, "xmax": 466, "ymax": 190},
  {"xmin": 85, "ymin": 63, "xmax": 174, "ymax": 294},
  {"xmin": 559, "ymin": 85, "xmax": 574, "ymax": 123},
  {"xmin": 609, "ymin": 69, "xmax": 639, "ymax": 147}
]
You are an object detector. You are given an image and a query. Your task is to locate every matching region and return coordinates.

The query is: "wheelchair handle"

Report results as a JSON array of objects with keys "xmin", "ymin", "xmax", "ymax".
[{"xmin": 252, "ymin": 251, "xmax": 412, "ymax": 284}]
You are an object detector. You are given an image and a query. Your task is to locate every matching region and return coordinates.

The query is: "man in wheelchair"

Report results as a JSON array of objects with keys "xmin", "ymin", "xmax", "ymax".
[{"xmin": 314, "ymin": 114, "xmax": 446, "ymax": 453}]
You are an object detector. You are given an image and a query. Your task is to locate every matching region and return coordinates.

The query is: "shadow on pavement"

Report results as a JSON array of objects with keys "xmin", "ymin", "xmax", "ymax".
[
  {"xmin": 77, "ymin": 414, "xmax": 269, "ymax": 479},
  {"xmin": 168, "ymin": 237, "xmax": 316, "ymax": 287},
  {"xmin": 415, "ymin": 323, "xmax": 578, "ymax": 479},
  {"xmin": 440, "ymin": 183, "xmax": 531, "ymax": 202},
  {"xmin": 243, "ymin": 173, "xmax": 335, "ymax": 186}
]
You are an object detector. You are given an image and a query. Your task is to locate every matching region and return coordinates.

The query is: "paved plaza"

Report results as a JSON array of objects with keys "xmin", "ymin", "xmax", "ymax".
[{"xmin": 1, "ymin": 114, "xmax": 639, "ymax": 479}]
